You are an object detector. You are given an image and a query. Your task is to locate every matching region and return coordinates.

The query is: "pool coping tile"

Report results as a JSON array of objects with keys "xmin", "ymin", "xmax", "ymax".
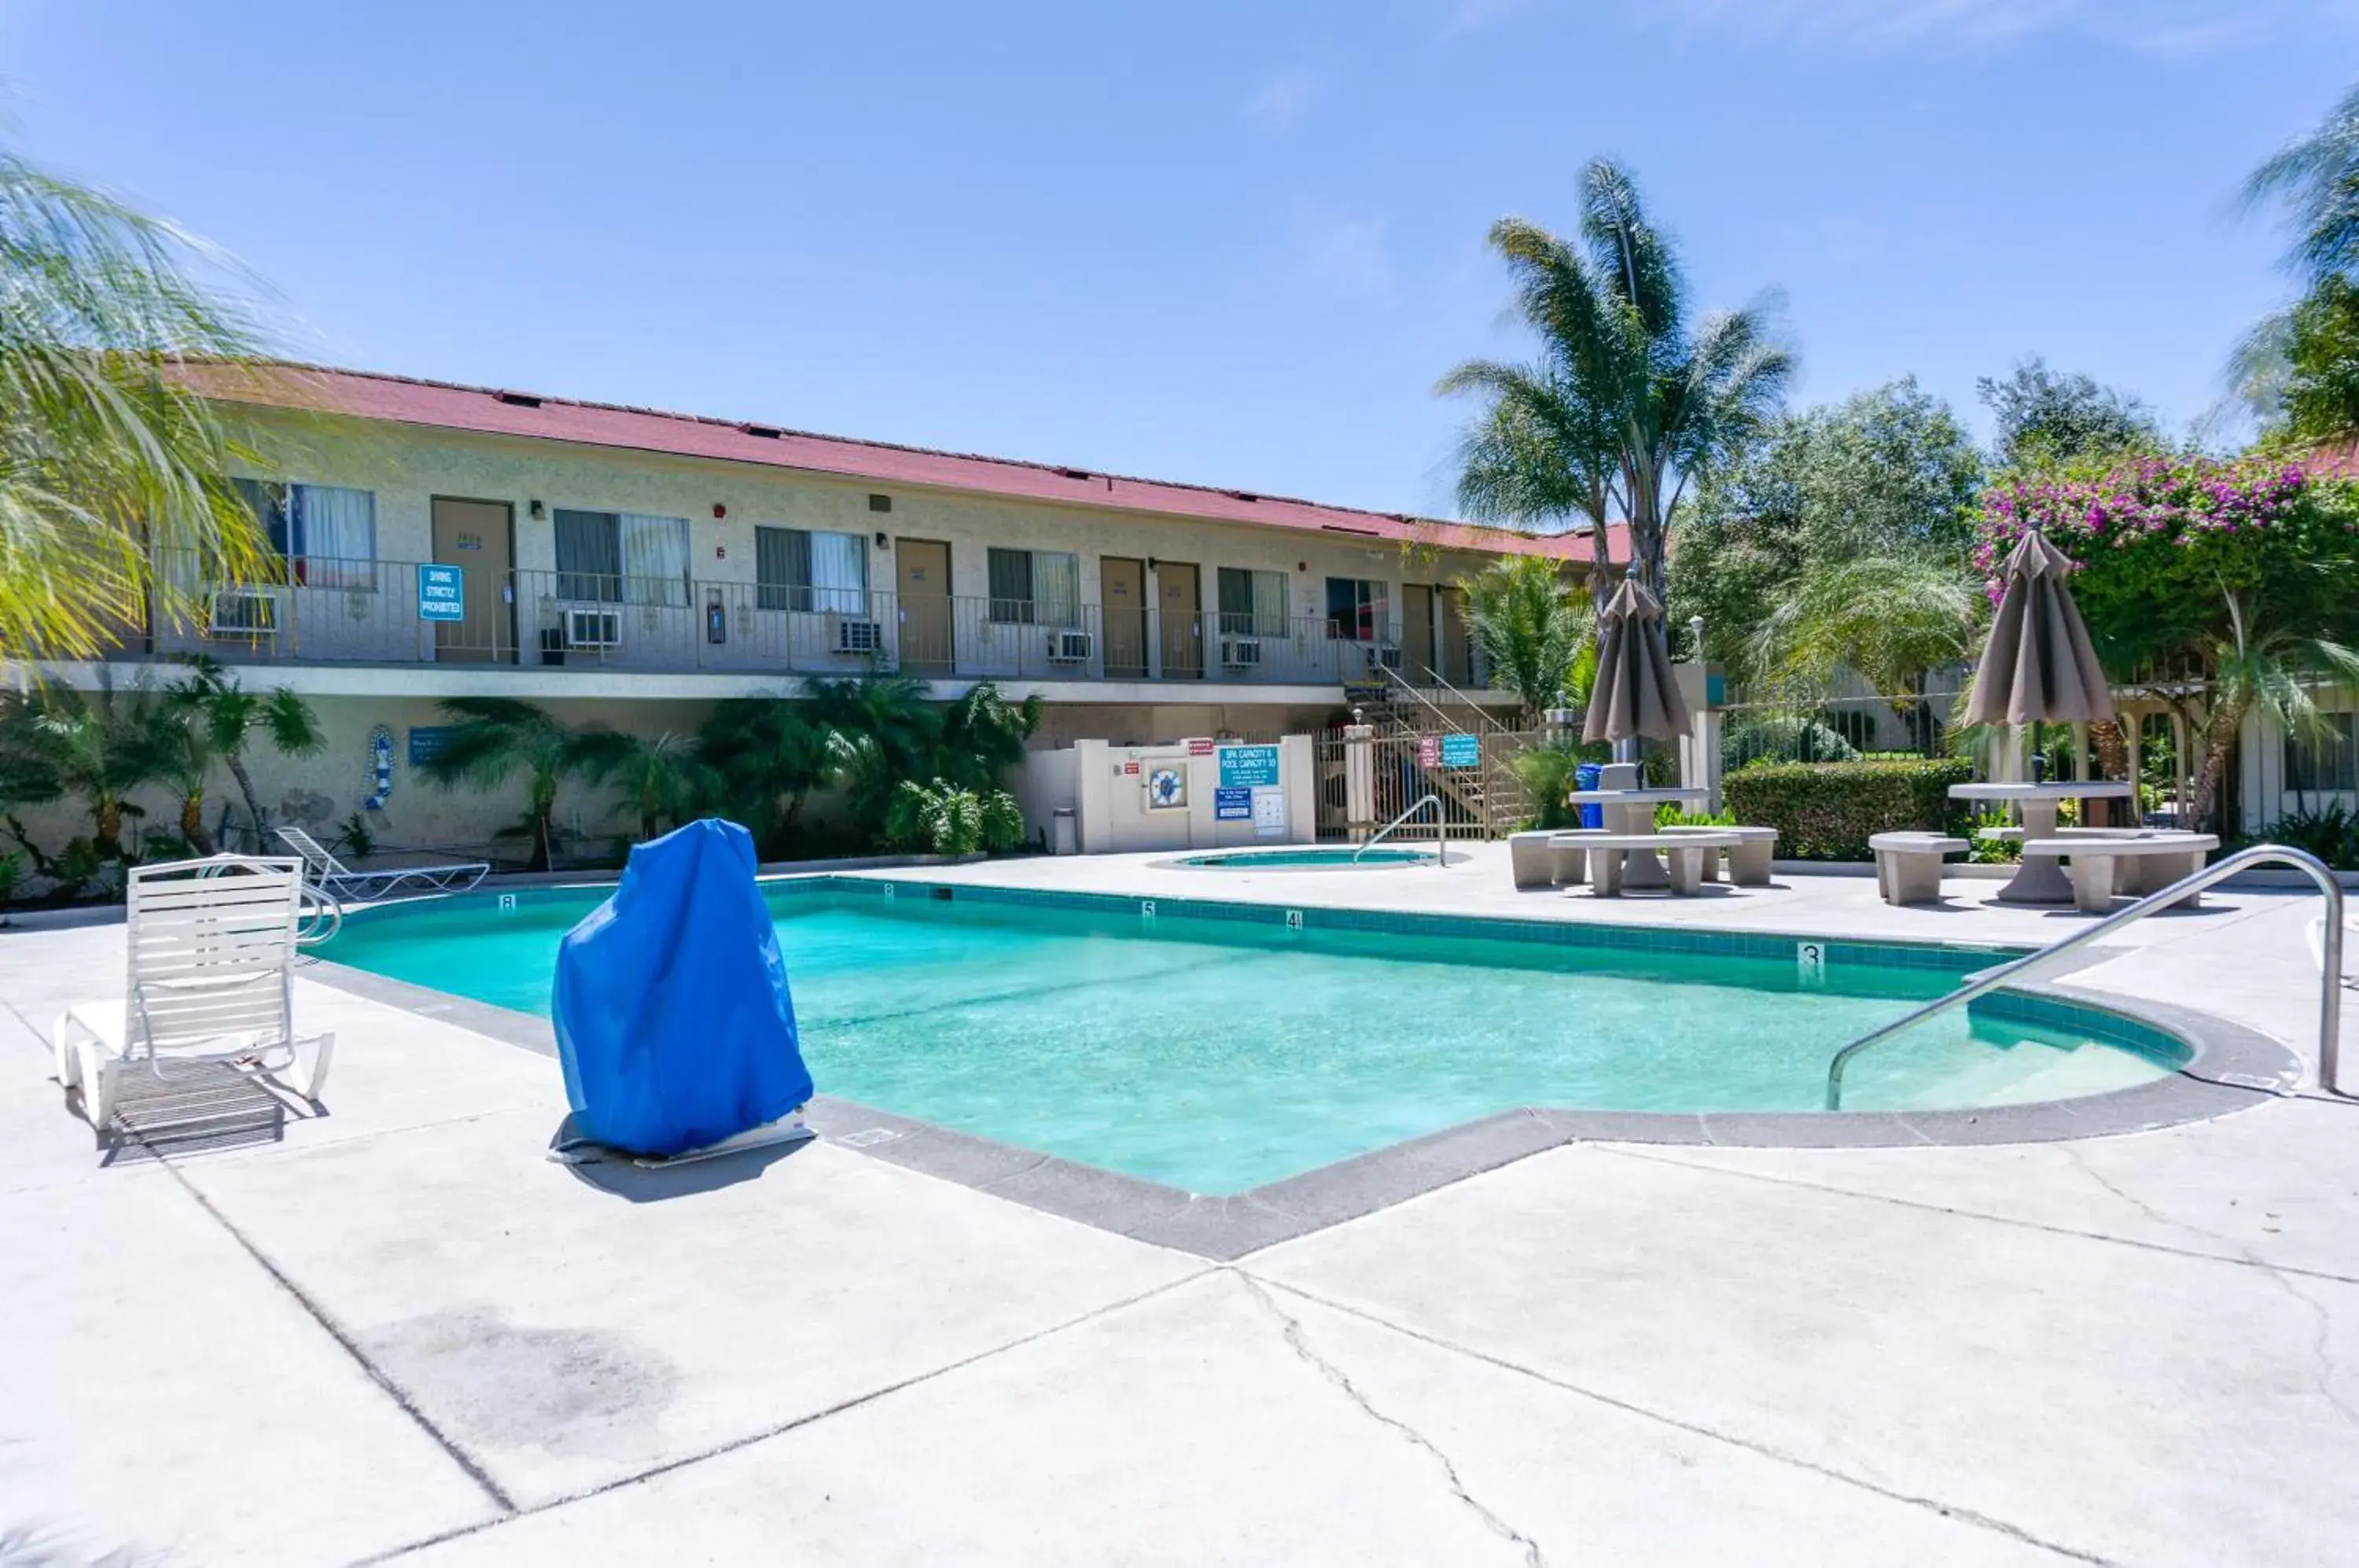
[{"xmin": 299, "ymin": 880, "xmax": 2305, "ymax": 1261}]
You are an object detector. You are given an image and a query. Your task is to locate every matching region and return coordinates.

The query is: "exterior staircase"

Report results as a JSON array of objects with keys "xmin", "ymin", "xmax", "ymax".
[{"xmin": 1364, "ymin": 667, "xmax": 1535, "ymax": 837}]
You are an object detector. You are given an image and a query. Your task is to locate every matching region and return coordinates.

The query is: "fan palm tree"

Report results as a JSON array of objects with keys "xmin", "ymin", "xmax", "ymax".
[
  {"xmin": 1458, "ymin": 555, "xmax": 1590, "ymax": 725},
  {"xmin": 161, "ymin": 655, "xmax": 324, "ymax": 848},
  {"xmin": 0, "ymin": 149, "xmax": 280, "ymax": 662},
  {"xmin": 1441, "ymin": 160, "xmax": 1793, "ymax": 619},
  {"xmin": 417, "ymin": 698, "xmax": 605, "ymax": 870}
]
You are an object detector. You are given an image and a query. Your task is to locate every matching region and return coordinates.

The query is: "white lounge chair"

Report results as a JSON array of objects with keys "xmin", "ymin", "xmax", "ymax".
[
  {"xmin": 54, "ymin": 856, "xmax": 334, "ymax": 1134},
  {"xmin": 275, "ymin": 824, "xmax": 489, "ymax": 900}
]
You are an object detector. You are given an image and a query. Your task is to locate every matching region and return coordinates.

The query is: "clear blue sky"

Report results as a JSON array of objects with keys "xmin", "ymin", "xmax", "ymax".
[{"xmin": 6, "ymin": 1, "xmax": 2353, "ymax": 518}]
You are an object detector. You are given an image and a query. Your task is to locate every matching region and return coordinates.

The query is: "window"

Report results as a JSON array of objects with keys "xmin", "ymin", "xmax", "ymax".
[
  {"xmin": 554, "ymin": 510, "xmax": 689, "ymax": 606},
  {"xmin": 1216, "ymin": 568, "xmax": 1288, "ymax": 637},
  {"xmin": 756, "ymin": 526, "xmax": 867, "ymax": 613},
  {"xmin": 2286, "ymin": 712, "xmax": 2358, "ymax": 793},
  {"xmin": 1325, "ymin": 576, "xmax": 1386, "ymax": 642},
  {"xmin": 986, "ymin": 548, "xmax": 1080, "ymax": 625},
  {"xmin": 234, "ymin": 479, "xmax": 377, "ymax": 591}
]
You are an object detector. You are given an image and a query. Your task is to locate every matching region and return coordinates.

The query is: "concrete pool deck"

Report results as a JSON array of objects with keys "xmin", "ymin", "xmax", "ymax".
[{"xmin": 3, "ymin": 847, "xmax": 2356, "ymax": 1564}]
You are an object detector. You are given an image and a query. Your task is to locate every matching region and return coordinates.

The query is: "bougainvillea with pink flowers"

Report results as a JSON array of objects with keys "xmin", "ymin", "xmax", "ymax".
[{"xmin": 1969, "ymin": 455, "xmax": 2359, "ymax": 668}]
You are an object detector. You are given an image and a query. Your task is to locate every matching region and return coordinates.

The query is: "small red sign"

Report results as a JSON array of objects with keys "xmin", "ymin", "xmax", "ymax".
[
  {"xmin": 1124, "ymin": 760, "xmax": 1141, "ymax": 775},
  {"xmin": 1186, "ymin": 737, "xmax": 1216, "ymax": 756},
  {"xmin": 1416, "ymin": 735, "xmax": 1441, "ymax": 769}
]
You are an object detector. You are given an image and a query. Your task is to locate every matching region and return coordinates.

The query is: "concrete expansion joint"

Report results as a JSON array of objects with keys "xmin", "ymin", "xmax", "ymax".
[
  {"xmin": 1231, "ymin": 1268, "xmax": 1547, "ymax": 1568},
  {"xmin": 2059, "ymin": 1147, "xmax": 2359, "ymax": 1431}
]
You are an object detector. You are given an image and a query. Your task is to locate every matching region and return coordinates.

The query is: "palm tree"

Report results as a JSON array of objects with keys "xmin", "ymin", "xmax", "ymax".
[
  {"xmin": 417, "ymin": 698, "xmax": 605, "ymax": 870},
  {"xmin": 2245, "ymin": 79, "xmax": 2359, "ymax": 285},
  {"xmin": 1746, "ymin": 554, "xmax": 1982, "ymax": 697},
  {"xmin": 1458, "ymin": 556, "xmax": 1590, "ymax": 725},
  {"xmin": 0, "ymin": 676, "xmax": 172, "ymax": 859},
  {"xmin": 162, "ymin": 655, "xmax": 324, "ymax": 848},
  {"xmin": 0, "ymin": 149, "xmax": 279, "ymax": 662},
  {"xmin": 804, "ymin": 673, "xmax": 944, "ymax": 827},
  {"xmin": 938, "ymin": 681, "xmax": 1043, "ymax": 790},
  {"xmin": 583, "ymin": 730, "xmax": 718, "ymax": 843},
  {"xmin": 697, "ymin": 698, "xmax": 837, "ymax": 852},
  {"xmin": 1441, "ymin": 160, "xmax": 1793, "ymax": 619}
]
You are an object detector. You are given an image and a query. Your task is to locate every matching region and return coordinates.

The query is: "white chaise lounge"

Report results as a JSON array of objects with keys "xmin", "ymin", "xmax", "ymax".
[
  {"xmin": 54, "ymin": 856, "xmax": 334, "ymax": 1134},
  {"xmin": 276, "ymin": 825, "xmax": 489, "ymax": 901}
]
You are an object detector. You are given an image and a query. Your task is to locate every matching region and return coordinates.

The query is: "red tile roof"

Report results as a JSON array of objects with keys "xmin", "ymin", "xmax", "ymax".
[{"xmin": 195, "ymin": 363, "xmax": 1627, "ymax": 568}]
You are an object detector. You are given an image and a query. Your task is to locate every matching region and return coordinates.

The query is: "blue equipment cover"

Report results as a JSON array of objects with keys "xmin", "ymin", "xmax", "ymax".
[
  {"xmin": 1574, "ymin": 763, "xmax": 1605, "ymax": 829},
  {"xmin": 553, "ymin": 819, "xmax": 812, "ymax": 1157}
]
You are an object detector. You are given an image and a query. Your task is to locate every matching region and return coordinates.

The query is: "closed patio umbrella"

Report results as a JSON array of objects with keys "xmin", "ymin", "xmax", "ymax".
[
  {"xmin": 1583, "ymin": 575, "xmax": 1691, "ymax": 751},
  {"xmin": 1963, "ymin": 530, "xmax": 2116, "ymax": 727}
]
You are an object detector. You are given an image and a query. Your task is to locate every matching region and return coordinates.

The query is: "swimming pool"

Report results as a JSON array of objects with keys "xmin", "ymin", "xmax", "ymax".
[{"xmin": 319, "ymin": 878, "xmax": 2188, "ymax": 1194}]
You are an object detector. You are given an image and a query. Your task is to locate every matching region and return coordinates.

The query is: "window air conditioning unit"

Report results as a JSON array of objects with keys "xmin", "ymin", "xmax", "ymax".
[
  {"xmin": 1048, "ymin": 630, "xmax": 1094, "ymax": 663},
  {"xmin": 833, "ymin": 617, "xmax": 885, "ymax": 655},
  {"xmin": 1365, "ymin": 643, "xmax": 1404, "ymax": 673},
  {"xmin": 564, "ymin": 608, "xmax": 622, "ymax": 649},
  {"xmin": 208, "ymin": 590, "xmax": 278, "ymax": 636},
  {"xmin": 1220, "ymin": 637, "xmax": 1264, "ymax": 668}
]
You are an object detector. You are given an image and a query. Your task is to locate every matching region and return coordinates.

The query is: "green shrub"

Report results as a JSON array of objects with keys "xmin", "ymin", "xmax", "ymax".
[
  {"xmin": 885, "ymin": 779, "xmax": 1029, "ymax": 856},
  {"xmin": 2256, "ymin": 803, "xmax": 2359, "ymax": 870},
  {"xmin": 1721, "ymin": 756, "xmax": 1975, "ymax": 861},
  {"xmin": 1723, "ymin": 715, "xmax": 1858, "ymax": 771}
]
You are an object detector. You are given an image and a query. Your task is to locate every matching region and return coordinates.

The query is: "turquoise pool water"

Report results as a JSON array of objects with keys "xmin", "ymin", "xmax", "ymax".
[{"xmin": 322, "ymin": 883, "xmax": 2181, "ymax": 1194}]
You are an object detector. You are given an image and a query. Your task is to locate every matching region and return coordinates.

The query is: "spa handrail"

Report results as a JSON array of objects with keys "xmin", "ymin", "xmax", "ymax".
[
  {"xmin": 1824, "ymin": 844, "xmax": 2345, "ymax": 1110},
  {"xmin": 1359, "ymin": 793, "xmax": 1444, "ymax": 863}
]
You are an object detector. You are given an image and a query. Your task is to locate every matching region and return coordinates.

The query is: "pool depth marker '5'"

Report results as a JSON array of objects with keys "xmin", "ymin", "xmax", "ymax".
[{"xmin": 1824, "ymin": 844, "xmax": 2346, "ymax": 1110}]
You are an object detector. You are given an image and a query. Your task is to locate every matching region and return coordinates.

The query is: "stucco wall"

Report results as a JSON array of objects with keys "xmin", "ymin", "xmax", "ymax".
[{"xmin": 222, "ymin": 409, "xmax": 1503, "ymax": 650}]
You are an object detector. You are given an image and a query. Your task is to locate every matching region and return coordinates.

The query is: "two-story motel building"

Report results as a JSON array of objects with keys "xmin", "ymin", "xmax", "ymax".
[{"xmin": 50, "ymin": 366, "xmax": 1625, "ymax": 849}]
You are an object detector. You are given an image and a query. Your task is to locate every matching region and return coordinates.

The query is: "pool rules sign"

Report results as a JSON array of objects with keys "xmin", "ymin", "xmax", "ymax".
[{"xmin": 1216, "ymin": 745, "xmax": 1286, "ymax": 837}]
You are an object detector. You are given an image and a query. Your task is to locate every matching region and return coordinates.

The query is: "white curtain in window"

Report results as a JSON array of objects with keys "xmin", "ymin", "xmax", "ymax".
[
  {"xmin": 809, "ymin": 530, "xmax": 867, "ymax": 614},
  {"xmin": 619, "ymin": 513, "xmax": 690, "ymax": 606},
  {"xmin": 1252, "ymin": 570, "xmax": 1287, "ymax": 637},
  {"xmin": 1035, "ymin": 550, "xmax": 1080, "ymax": 628},
  {"xmin": 292, "ymin": 484, "xmax": 376, "ymax": 590}
]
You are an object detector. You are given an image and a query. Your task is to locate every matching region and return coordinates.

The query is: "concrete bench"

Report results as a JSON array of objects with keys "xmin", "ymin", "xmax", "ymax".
[
  {"xmin": 1659, "ymin": 825, "xmax": 1779, "ymax": 886},
  {"xmin": 1869, "ymin": 831, "xmax": 1970, "ymax": 906},
  {"xmin": 1551, "ymin": 831, "xmax": 1740, "ymax": 896},
  {"xmin": 1507, "ymin": 830, "xmax": 1559, "ymax": 890},
  {"xmin": 2024, "ymin": 832, "xmax": 2218, "ymax": 914}
]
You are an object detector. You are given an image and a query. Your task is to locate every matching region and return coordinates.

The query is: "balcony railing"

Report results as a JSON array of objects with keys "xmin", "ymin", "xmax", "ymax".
[{"xmin": 139, "ymin": 554, "xmax": 1461, "ymax": 689}]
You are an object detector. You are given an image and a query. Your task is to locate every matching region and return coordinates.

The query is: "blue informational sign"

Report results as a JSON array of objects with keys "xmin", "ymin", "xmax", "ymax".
[
  {"xmin": 418, "ymin": 563, "xmax": 466, "ymax": 622},
  {"xmin": 1217, "ymin": 744, "xmax": 1280, "ymax": 789},
  {"xmin": 1214, "ymin": 786, "xmax": 1253, "ymax": 822},
  {"xmin": 407, "ymin": 727, "xmax": 455, "ymax": 767},
  {"xmin": 1441, "ymin": 732, "xmax": 1481, "ymax": 770}
]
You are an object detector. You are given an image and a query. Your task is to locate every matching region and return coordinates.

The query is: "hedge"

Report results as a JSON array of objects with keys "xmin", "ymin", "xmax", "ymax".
[{"xmin": 1722, "ymin": 756, "xmax": 1975, "ymax": 862}]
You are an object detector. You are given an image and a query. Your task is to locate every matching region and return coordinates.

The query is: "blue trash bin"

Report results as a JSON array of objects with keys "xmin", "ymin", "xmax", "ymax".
[{"xmin": 1574, "ymin": 763, "xmax": 1603, "ymax": 829}]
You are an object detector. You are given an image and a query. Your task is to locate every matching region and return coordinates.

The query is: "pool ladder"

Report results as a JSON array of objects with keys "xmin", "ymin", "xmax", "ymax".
[
  {"xmin": 1357, "ymin": 793, "xmax": 1444, "ymax": 864},
  {"xmin": 1824, "ymin": 844, "xmax": 2346, "ymax": 1109}
]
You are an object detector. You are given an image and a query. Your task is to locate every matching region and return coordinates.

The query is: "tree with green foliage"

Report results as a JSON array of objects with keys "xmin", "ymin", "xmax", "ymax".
[
  {"xmin": 937, "ymin": 682, "xmax": 1044, "ymax": 791},
  {"xmin": 1973, "ymin": 455, "xmax": 2359, "ymax": 826},
  {"xmin": 418, "ymin": 698, "xmax": 610, "ymax": 870},
  {"xmin": 583, "ymin": 731, "xmax": 717, "ymax": 844},
  {"xmin": 2233, "ymin": 80, "xmax": 2359, "ymax": 443},
  {"xmin": 883, "ymin": 779, "xmax": 1027, "ymax": 856},
  {"xmin": 696, "ymin": 698, "xmax": 837, "ymax": 853},
  {"xmin": 1458, "ymin": 555, "xmax": 1589, "ymax": 724},
  {"xmin": 0, "ymin": 149, "xmax": 282, "ymax": 661},
  {"xmin": 1975, "ymin": 359, "xmax": 2160, "ymax": 471},
  {"xmin": 1671, "ymin": 378, "xmax": 1985, "ymax": 690},
  {"xmin": 0, "ymin": 675, "xmax": 171, "ymax": 860},
  {"xmin": 2245, "ymin": 79, "xmax": 2359, "ymax": 286},
  {"xmin": 1441, "ymin": 159, "xmax": 1793, "ymax": 619},
  {"xmin": 161, "ymin": 655, "xmax": 324, "ymax": 848}
]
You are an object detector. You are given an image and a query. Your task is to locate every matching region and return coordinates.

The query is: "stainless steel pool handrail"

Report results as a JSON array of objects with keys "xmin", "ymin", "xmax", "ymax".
[
  {"xmin": 1824, "ymin": 844, "xmax": 2345, "ymax": 1110},
  {"xmin": 296, "ymin": 878, "xmax": 344, "ymax": 946},
  {"xmin": 1359, "ymin": 793, "xmax": 1444, "ymax": 863}
]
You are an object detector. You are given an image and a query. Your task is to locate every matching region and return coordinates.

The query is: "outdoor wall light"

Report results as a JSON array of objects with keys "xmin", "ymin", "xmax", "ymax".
[
  {"xmin": 874, "ymin": 532, "xmax": 890, "ymax": 550},
  {"xmin": 528, "ymin": 499, "xmax": 545, "ymax": 519}
]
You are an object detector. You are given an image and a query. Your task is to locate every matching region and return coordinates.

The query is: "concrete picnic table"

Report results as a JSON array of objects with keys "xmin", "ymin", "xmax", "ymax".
[
  {"xmin": 1562, "ymin": 785, "xmax": 1710, "ymax": 890},
  {"xmin": 1948, "ymin": 780, "xmax": 2138, "ymax": 904}
]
